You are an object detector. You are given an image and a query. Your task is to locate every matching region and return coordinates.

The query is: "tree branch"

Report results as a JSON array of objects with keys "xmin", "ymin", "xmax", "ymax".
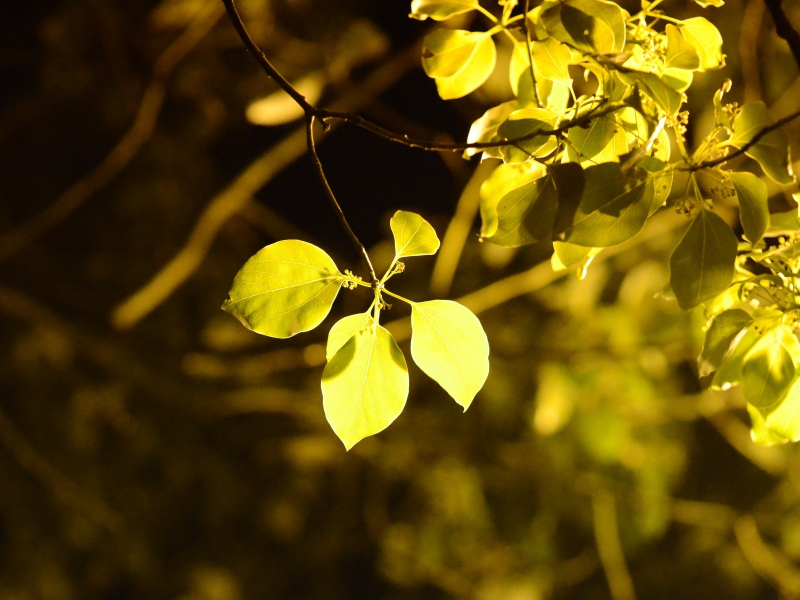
[{"xmin": 764, "ymin": 0, "xmax": 800, "ymax": 67}]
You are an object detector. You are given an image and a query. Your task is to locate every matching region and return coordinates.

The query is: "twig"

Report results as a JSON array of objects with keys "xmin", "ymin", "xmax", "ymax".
[
  {"xmin": 306, "ymin": 114, "xmax": 378, "ymax": 284},
  {"xmin": 0, "ymin": 2, "xmax": 225, "ymax": 262},
  {"xmin": 740, "ymin": 0, "xmax": 766, "ymax": 103},
  {"xmin": 522, "ymin": 0, "xmax": 541, "ymax": 107},
  {"xmin": 592, "ymin": 489, "xmax": 638, "ymax": 600},
  {"xmin": 111, "ymin": 40, "xmax": 420, "ymax": 330},
  {"xmin": 690, "ymin": 106, "xmax": 800, "ymax": 171},
  {"xmin": 735, "ymin": 515, "xmax": 800, "ymax": 599},
  {"xmin": 764, "ymin": 0, "xmax": 800, "ymax": 67}
]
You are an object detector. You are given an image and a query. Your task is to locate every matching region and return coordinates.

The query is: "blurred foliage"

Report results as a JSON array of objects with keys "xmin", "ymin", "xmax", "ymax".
[{"xmin": 2, "ymin": 0, "xmax": 800, "ymax": 599}]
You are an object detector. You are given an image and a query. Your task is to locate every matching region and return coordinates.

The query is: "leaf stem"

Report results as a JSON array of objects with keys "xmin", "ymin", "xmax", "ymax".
[
  {"xmin": 522, "ymin": 0, "xmax": 541, "ymax": 107},
  {"xmin": 382, "ymin": 288, "xmax": 417, "ymax": 306}
]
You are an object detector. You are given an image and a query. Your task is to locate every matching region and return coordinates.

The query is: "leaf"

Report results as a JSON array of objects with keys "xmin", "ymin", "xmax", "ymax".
[
  {"xmin": 541, "ymin": 0, "xmax": 626, "ymax": 54},
  {"xmin": 728, "ymin": 171, "xmax": 769, "ymax": 243},
  {"xmin": 748, "ymin": 404, "xmax": 790, "ymax": 446},
  {"xmin": 730, "ymin": 102, "xmax": 795, "ymax": 186},
  {"xmin": 322, "ymin": 324, "xmax": 409, "ymax": 449},
  {"xmin": 562, "ymin": 163, "xmax": 652, "ymax": 247},
  {"xmin": 664, "ymin": 24, "xmax": 700, "ymax": 71},
  {"xmin": 491, "ymin": 163, "xmax": 557, "ymax": 246},
  {"xmin": 618, "ymin": 71, "xmax": 683, "ymax": 116},
  {"xmin": 246, "ymin": 72, "xmax": 325, "ymax": 126},
  {"xmin": 712, "ymin": 326, "xmax": 759, "ymax": 390},
  {"xmin": 669, "ymin": 210, "xmax": 738, "ymax": 310},
  {"xmin": 480, "ymin": 162, "xmax": 545, "ymax": 239},
  {"xmin": 531, "ymin": 37, "xmax": 573, "ymax": 88},
  {"xmin": 750, "ymin": 376, "xmax": 800, "ymax": 445},
  {"xmin": 662, "ymin": 68, "xmax": 693, "ymax": 93},
  {"xmin": 390, "ymin": 210, "xmax": 440, "ymax": 258},
  {"xmin": 496, "ymin": 108, "xmax": 558, "ymax": 163},
  {"xmin": 698, "ymin": 309, "xmax": 753, "ymax": 377},
  {"xmin": 553, "ymin": 241, "xmax": 599, "ymax": 268},
  {"xmin": 742, "ymin": 325, "xmax": 798, "ymax": 410},
  {"xmin": 410, "ymin": 0, "xmax": 479, "ymax": 20},
  {"xmin": 222, "ymin": 240, "xmax": 343, "ymax": 339},
  {"xmin": 638, "ymin": 157, "xmax": 673, "ymax": 216},
  {"xmin": 694, "ymin": 0, "xmax": 724, "ymax": 6},
  {"xmin": 422, "ymin": 29, "xmax": 497, "ymax": 99},
  {"xmin": 679, "ymin": 18, "xmax": 725, "ymax": 71},
  {"xmin": 410, "ymin": 300, "xmax": 489, "ymax": 410},
  {"xmin": 565, "ymin": 114, "xmax": 620, "ymax": 164},
  {"xmin": 464, "ymin": 101, "xmax": 518, "ymax": 159},
  {"xmin": 326, "ymin": 313, "xmax": 372, "ymax": 361},
  {"xmin": 767, "ymin": 208, "xmax": 800, "ymax": 235}
]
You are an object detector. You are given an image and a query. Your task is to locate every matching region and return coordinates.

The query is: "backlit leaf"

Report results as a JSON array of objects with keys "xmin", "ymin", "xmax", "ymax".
[
  {"xmin": 531, "ymin": 37, "xmax": 573, "ymax": 88},
  {"xmin": 730, "ymin": 102, "xmax": 795, "ymax": 186},
  {"xmin": 565, "ymin": 114, "xmax": 620, "ymax": 165},
  {"xmin": 410, "ymin": 300, "xmax": 490, "ymax": 410},
  {"xmin": 712, "ymin": 326, "xmax": 759, "ymax": 390},
  {"xmin": 390, "ymin": 210, "xmax": 440, "ymax": 258},
  {"xmin": 322, "ymin": 324, "xmax": 409, "ymax": 449},
  {"xmin": 669, "ymin": 210, "xmax": 737, "ymax": 310},
  {"xmin": 222, "ymin": 240, "xmax": 343, "ymax": 339},
  {"xmin": 619, "ymin": 71, "xmax": 683, "ymax": 116},
  {"xmin": 541, "ymin": 0, "xmax": 626, "ymax": 54},
  {"xmin": 326, "ymin": 313, "xmax": 372, "ymax": 361},
  {"xmin": 665, "ymin": 24, "xmax": 700, "ymax": 71},
  {"xmin": 729, "ymin": 171, "xmax": 768, "ymax": 243},
  {"xmin": 480, "ymin": 161, "xmax": 545, "ymax": 239},
  {"xmin": 750, "ymin": 377, "xmax": 800, "ymax": 445},
  {"xmin": 742, "ymin": 325, "xmax": 798, "ymax": 410},
  {"xmin": 639, "ymin": 157, "xmax": 673, "ymax": 216},
  {"xmin": 491, "ymin": 163, "xmax": 556, "ymax": 246},
  {"xmin": 422, "ymin": 29, "xmax": 497, "ymax": 99},
  {"xmin": 410, "ymin": 0, "xmax": 479, "ymax": 20},
  {"xmin": 698, "ymin": 308, "xmax": 752, "ymax": 377},
  {"xmin": 465, "ymin": 101, "xmax": 518, "ymax": 159},
  {"xmin": 679, "ymin": 17, "xmax": 725, "ymax": 71},
  {"xmin": 553, "ymin": 241, "xmax": 600, "ymax": 269},
  {"xmin": 496, "ymin": 108, "xmax": 558, "ymax": 163}
]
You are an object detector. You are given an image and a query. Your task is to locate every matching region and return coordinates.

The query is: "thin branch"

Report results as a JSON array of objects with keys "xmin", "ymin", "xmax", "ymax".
[
  {"xmin": 735, "ymin": 515, "xmax": 800, "ymax": 599},
  {"xmin": 690, "ymin": 106, "xmax": 800, "ymax": 171},
  {"xmin": 0, "ymin": 2, "xmax": 225, "ymax": 262},
  {"xmin": 740, "ymin": 0, "xmax": 766, "ymax": 104},
  {"xmin": 592, "ymin": 489, "xmax": 638, "ymax": 600},
  {"xmin": 764, "ymin": 0, "xmax": 800, "ymax": 67},
  {"xmin": 306, "ymin": 114, "xmax": 378, "ymax": 284},
  {"xmin": 522, "ymin": 0, "xmax": 541, "ymax": 107}
]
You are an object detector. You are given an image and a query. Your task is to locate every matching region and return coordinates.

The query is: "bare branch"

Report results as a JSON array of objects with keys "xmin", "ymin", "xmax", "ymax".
[{"xmin": 764, "ymin": 0, "xmax": 800, "ymax": 67}]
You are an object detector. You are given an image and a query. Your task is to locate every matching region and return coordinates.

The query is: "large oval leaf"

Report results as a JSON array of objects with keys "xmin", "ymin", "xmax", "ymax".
[
  {"xmin": 669, "ymin": 210, "xmax": 737, "ymax": 310},
  {"xmin": 322, "ymin": 324, "xmax": 409, "ymax": 449},
  {"xmin": 541, "ymin": 0, "xmax": 626, "ymax": 54},
  {"xmin": 730, "ymin": 102, "xmax": 795, "ymax": 186},
  {"xmin": 326, "ymin": 313, "xmax": 372, "ymax": 361},
  {"xmin": 531, "ymin": 37, "xmax": 573, "ymax": 88},
  {"xmin": 222, "ymin": 240, "xmax": 343, "ymax": 338},
  {"xmin": 465, "ymin": 101, "xmax": 518, "ymax": 159},
  {"xmin": 410, "ymin": 0, "xmax": 479, "ymax": 21},
  {"xmin": 390, "ymin": 210, "xmax": 440, "ymax": 258},
  {"xmin": 665, "ymin": 24, "xmax": 700, "ymax": 71},
  {"xmin": 491, "ymin": 163, "xmax": 556, "ymax": 247},
  {"xmin": 496, "ymin": 107, "xmax": 558, "ymax": 163},
  {"xmin": 565, "ymin": 113, "xmax": 620, "ymax": 165},
  {"xmin": 698, "ymin": 308, "xmax": 753, "ymax": 377},
  {"xmin": 479, "ymin": 161, "xmax": 544, "ymax": 239},
  {"xmin": 729, "ymin": 171, "xmax": 768, "ymax": 243},
  {"xmin": 749, "ymin": 375, "xmax": 800, "ymax": 445},
  {"xmin": 679, "ymin": 17, "xmax": 725, "ymax": 71},
  {"xmin": 422, "ymin": 29, "xmax": 497, "ymax": 99},
  {"xmin": 410, "ymin": 300, "xmax": 489, "ymax": 410},
  {"xmin": 742, "ymin": 325, "xmax": 799, "ymax": 410}
]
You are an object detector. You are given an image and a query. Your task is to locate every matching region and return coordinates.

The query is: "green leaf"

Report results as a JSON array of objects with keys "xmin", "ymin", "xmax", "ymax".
[
  {"xmin": 698, "ymin": 308, "xmax": 753, "ymax": 377},
  {"xmin": 767, "ymin": 208, "xmax": 800, "ymax": 235},
  {"xmin": 465, "ymin": 101, "xmax": 518, "ymax": 159},
  {"xmin": 662, "ymin": 68, "xmax": 693, "ymax": 93},
  {"xmin": 410, "ymin": 300, "xmax": 489, "ymax": 410},
  {"xmin": 553, "ymin": 241, "xmax": 598, "ymax": 268},
  {"xmin": 679, "ymin": 17, "xmax": 725, "ymax": 71},
  {"xmin": 638, "ymin": 157, "xmax": 673, "ymax": 216},
  {"xmin": 742, "ymin": 325, "xmax": 798, "ymax": 410},
  {"xmin": 669, "ymin": 210, "xmax": 737, "ymax": 310},
  {"xmin": 712, "ymin": 326, "xmax": 759, "ymax": 390},
  {"xmin": 541, "ymin": 0, "xmax": 626, "ymax": 54},
  {"xmin": 531, "ymin": 37, "xmax": 573, "ymax": 88},
  {"xmin": 748, "ymin": 404, "xmax": 789, "ymax": 446},
  {"xmin": 730, "ymin": 102, "xmax": 795, "ymax": 186},
  {"xmin": 222, "ymin": 240, "xmax": 343, "ymax": 339},
  {"xmin": 618, "ymin": 72, "xmax": 683, "ymax": 116},
  {"xmin": 480, "ymin": 162, "xmax": 545, "ymax": 239},
  {"xmin": 326, "ymin": 313, "xmax": 372, "ymax": 361},
  {"xmin": 491, "ymin": 163, "xmax": 557, "ymax": 246},
  {"xmin": 565, "ymin": 114, "xmax": 620, "ymax": 165},
  {"xmin": 322, "ymin": 324, "xmax": 409, "ymax": 449},
  {"xmin": 728, "ymin": 171, "xmax": 768, "ymax": 243},
  {"xmin": 562, "ymin": 163, "xmax": 652, "ymax": 247},
  {"xmin": 410, "ymin": 0, "xmax": 479, "ymax": 20},
  {"xmin": 422, "ymin": 29, "xmax": 497, "ymax": 99},
  {"xmin": 713, "ymin": 79, "xmax": 733, "ymax": 129},
  {"xmin": 390, "ymin": 210, "xmax": 440, "ymax": 258},
  {"xmin": 665, "ymin": 24, "xmax": 700, "ymax": 71},
  {"xmin": 496, "ymin": 108, "xmax": 558, "ymax": 163}
]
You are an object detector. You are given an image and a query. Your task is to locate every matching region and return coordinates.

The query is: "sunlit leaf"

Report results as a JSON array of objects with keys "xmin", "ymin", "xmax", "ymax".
[
  {"xmin": 410, "ymin": 300, "xmax": 489, "ymax": 410},
  {"xmin": 326, "ymin": 313, "xmax": 372, "ymax": 361},
  {"xmin": 410, "ymin": 0, "xmax": 479, "ymax": 20},
  {"xmin": 562, "ymin": 163, "xmax": 652, "ymax": 247},
  {"xmin": 669, "ymin": 210, "xmax": 737, "ymax": 310},
  {"xmin": 742, "ymin": 325, "xmax": 798, "ymax": 410},
  {"xmin": 698, "ymin": 308, "xmax": 752, "ymax": 377},
  {"xmin": 662, "ymin": 68, "xmax": 693, "ymax": 93},
  {"xmin": 694, "ymin": 0, "xmax": 724, "ymax": 6},
  {"xmin": 730, "ymin": 102, "xmax": 795, "ymax": 186},
  {"xmin": 565, "ymin": 114, "xmax": 620, "ymax": 165},
  {"xmin": 222, "ymin": 240, "xmax": 343, "ymax": 339},
  {"xmin": 639, "ymin": 157, "xmax": 673, "ymax": 216},
  {"xmin": 491, "ymin": 163, "xmax": 556, "ymax": 246},
  {"xmin": 480, "ymin": 162, "xmax": 545, "ymax": 239},
  {"xmin": 390, "ymin": 210, "xmax": 440, "ymax": 258},
  {"xmin": 665, "ymin": 24, "xmax": 700, "ymax": 71},
  {"xmin": 531, "ymin": 37, "xmax": 573, "ymax": 88},
  {"xmin": 748, "ymin": 404, "xmax": 789, "ymax": 446},
  {"xmin": 322, "ymin": 324, "xmax": 409, "ymax": 449},
  {"xmin": 712, "ymin": 326, "xmax": 759, "ymax": 390},
  {"xmin": 679, "ymin": 18, "xmax": 725, "ymax": 71},
  {"xmin": 618, "ymin": 71, "xmax": 683, "ymax": 116},
  {"xmin": 728, "ymin": 171, "xmax": 768, "ymax": 243},
  {"xmin": 464, "ymin": 101, "xmax": 518, "ymax": 159},
  {"xmin": 553, "ymin": 241, "xmax": 599, "ymax": 269},
  {"xmin": 422, "ymin": 29, "xmax": 497, "ymax": 99},
  {"xmin": 541, "ymin": 0, "xmax": 626, "ymax": 54},
  {"xmin": 496, "ymin": 108, "xmax": 558, "ymax": 163},
  {"xmin": 767, "ymin": 208, "xmax": 800, "ymax": 235}
]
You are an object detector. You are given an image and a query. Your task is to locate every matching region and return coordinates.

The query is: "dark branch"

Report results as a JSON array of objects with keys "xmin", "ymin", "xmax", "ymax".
[
  {"xmin": 690, "ymin": 106, "xmax": 800, "ymax": 171},
  {"xmin": 522, "ymin": 0, "xmax": 540, "ymax": 107},
  {"xmin": 305, "ymin": 115, "xmax": 378, "ymax": 284},
  {"xmin": 764, "ymin": 0, "xmax": 800, "ymax": 67}
]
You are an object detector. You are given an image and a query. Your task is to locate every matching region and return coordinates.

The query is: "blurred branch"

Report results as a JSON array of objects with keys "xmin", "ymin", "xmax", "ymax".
[
  {"xmin": 740, "ymin": 0, "xmax": 765, "ymax": 103},
  {"xmin": 592, "ymin": 489, "xmax": 637, "ymax": 600},
  {"xmin": 735, "ymin": 515, "xmax": 800, "ymax": 599},
  {"xmin": 706, "ymin": 412, "xmax": 788, "ymax": 476},
  {"xmin": 429, "ymin": 160, "xmax": 494, "ymax": 297},
  {"xmin": 0, "ymin": 2, "xmax": 225, "ymax": 262},
  {"xmin": 764, "ymin": 0, "xmax": 800, "ymax": 66},
  {"xmin": 110, "ymin": 42, "xmax": 420, "ymax": 330},
  {"xmin": 238, "ymin": 201, "xmax": 319, "ymax": 244}
]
